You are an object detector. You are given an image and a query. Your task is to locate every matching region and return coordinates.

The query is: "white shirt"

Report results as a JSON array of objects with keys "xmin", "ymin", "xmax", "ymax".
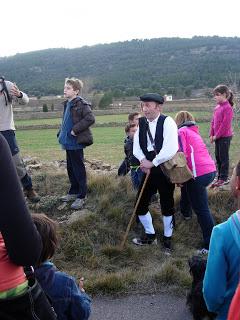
[{"xmin": 133, "ymin": 114, "xmax": 178, "ymax": 167}]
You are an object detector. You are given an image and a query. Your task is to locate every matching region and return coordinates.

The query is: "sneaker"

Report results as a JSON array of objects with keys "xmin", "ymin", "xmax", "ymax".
[
  {"xmin": 209, "ymin": 180, "xmax": 219, "ymax": 188},
  {"xmin": 214, "ymin": 179, "xmax": 228, "ymax": 188},
  {"xmin": 60, "ymin": 194, "xmax": 78, "ymax": 202},
  {"xmin": 70, "ymin": 198, "xmax": 85, "ymax": 210},
  {"xmin": 132, "ymin": 234, "xmax": 157, "ymax": 246},
  {"xmin": 197, "ymin": 248, "xmax": 209, "ymax": 255},
  {"xmin": 163, "ymin": 236, "xmax": 172, "ymax": 255},
  {"xmin": 24, "ymin": 188, "xmax": 40, "ymax": 203}
]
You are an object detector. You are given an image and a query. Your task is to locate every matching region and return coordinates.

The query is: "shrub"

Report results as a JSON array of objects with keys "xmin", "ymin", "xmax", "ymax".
[{"xmin": 42, "ymin": 103, "xmax": 48, "ymax": 112}]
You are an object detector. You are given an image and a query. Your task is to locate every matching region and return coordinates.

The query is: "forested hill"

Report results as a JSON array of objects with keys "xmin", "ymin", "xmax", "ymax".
[{"xmin": 1, "ymin": 36, "xmax": 240, "ymax": 97}]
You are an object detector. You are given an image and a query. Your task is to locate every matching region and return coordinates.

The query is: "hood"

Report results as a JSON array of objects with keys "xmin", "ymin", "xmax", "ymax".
[
  {"xmin": 34, "ymin": 261, "xmax": 56, "ymax": 288},
  {"xmin": 229, "ymin": 211, "xmax": 240, "ymax": 250},
  {"xmin": 178, "ymin": 121, "xmax": 196, "ymax": 129},
  {"xmin": 178, "ymin": 122, "xmax": 199, "ymax": 134}
]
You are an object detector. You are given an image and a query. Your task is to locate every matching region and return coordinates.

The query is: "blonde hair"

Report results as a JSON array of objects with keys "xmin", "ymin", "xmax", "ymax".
[
  {"xmin": 65, "ymin": 77, "xmax": 83, "ymax": 95},
  {"xmin": 175, "ymin": 111, "xmax": 195, "ymax": 127}
]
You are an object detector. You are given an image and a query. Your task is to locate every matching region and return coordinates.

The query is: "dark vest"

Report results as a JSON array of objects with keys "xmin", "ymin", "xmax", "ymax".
[{"xmin": 139, "ymin": 114, "xmax": 167, "ymax": 161}]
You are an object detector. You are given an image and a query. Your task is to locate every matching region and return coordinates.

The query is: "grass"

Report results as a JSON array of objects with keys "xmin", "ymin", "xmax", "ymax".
[
  {"xmin": 29, "ymin": 169, "xmax": 237, "ymax": 296},
  {"xmin": 14, "ymin": 111, "xmax": 212, "ymax": 127},
  {"xmin": 13, "ymin": 102, "xmax": 240, "ymax": 297},
  {"xmin": 16, "ymin": 121, "xmax": 240, "ymax": 166}
]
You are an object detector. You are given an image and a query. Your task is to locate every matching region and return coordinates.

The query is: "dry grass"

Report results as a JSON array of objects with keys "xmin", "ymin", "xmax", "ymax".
[{"xmin": 28, "ymin": 168, "xmax": 237, "ymax": 297}]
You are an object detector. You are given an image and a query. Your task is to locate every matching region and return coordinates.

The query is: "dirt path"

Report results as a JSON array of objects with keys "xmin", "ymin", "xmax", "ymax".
[{"xmin": 90, "ymin": 293, "xmax": 192, "ymax": 320}]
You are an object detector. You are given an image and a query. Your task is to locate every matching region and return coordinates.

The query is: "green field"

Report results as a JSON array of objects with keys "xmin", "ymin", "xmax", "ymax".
[
  {"xmin": 15, "ymin": 107, "xmax": 240, "ymax": 167},
  {"xmin": 15, "ymin": 111, "xmax": 212, "ymax": 127}
]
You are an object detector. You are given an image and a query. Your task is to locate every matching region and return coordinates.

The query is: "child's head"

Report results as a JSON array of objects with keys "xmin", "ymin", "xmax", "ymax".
[
  {"xmin": 175, "ymin": 111, "xmax": 195, "ymax": 128},
  {"xmin": 230, "ymin": 160, "xmax": 240, "ymax": 199},
  {"xmin": 32, "ymin": 213, "xmax": 59, "ymax": 266},
  {"xmin": 64, "ymin": 77, "xmax": 83, "ymax": 100},
  {"xmin": 128, "ymin": 112, "xmax": 141, "ymax": 125},
  {"xmin": 213, "ymin": 84, "xmax": 234, "ymax": 106},
  {"xmin": 125, "ymin": 123, "xmax": 137, "ymax": 138}
]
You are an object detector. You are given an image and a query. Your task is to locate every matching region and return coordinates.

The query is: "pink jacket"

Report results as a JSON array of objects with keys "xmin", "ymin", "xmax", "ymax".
[
  {"xmin": 210, "ymin": 100, "xmax": 234, "ymax": 139},
  {"xmin": 178, "ymin": 125, "xmax": 216, "ymax": 177}
]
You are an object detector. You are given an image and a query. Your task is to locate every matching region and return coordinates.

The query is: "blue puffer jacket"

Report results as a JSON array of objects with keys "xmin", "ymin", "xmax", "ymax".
[
  {"xmin": 35, "ymin": 261, "xmax": 91, "ymax": 320},
  {"xmin": 203, "ymin": 211, "xmax": 240, "ymax": 320}
]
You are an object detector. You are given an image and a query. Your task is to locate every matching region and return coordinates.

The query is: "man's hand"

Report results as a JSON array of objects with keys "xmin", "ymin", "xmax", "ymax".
[
  {"xmin": 140, "ymin": 159, "xmax": 154, "ymax": 174},
  {"xmin": 10, "ymin": 83, "xmax": 22, "ymax": 98}
]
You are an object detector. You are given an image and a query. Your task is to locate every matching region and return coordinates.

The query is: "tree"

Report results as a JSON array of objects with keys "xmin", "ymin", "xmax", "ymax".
[
  {"xmin": 99, "ymin": 92, "xmax": 113, "ymax": 109},
  {"xmin": 42, "ymin": 103, "xmax": 48, "ymax": 112}
]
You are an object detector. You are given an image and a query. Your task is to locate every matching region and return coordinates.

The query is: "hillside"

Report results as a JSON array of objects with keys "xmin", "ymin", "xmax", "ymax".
[{"xmin": 1, "ymin": 36, "xmax": 240, "ymax": 96}]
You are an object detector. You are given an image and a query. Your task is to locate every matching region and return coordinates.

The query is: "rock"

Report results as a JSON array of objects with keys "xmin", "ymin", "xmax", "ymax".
[
  {"xmin": 27, "ymin": 163, "xmax": 42, "ymax": 170},
  {"xmin": 57, "ymin": 202, "xmax": 68, "ymax": 210},
  {"xmin": 66, "ymin": 209, "xmax": 92, "ymax": 224}
]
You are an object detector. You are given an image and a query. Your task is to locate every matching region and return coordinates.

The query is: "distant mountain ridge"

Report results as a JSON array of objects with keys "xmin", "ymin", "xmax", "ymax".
[{"xmin": 1, "ymin": 36, "xmax": 240, "ymax": 96}]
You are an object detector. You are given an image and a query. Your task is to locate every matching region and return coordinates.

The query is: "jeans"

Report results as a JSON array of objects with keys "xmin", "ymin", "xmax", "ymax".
[
  {"xmin": 180, "ymin": 171, "xmax": 216, "ymax": 249},
  {"xmin": 215, "ymin": 137, "xmax": 231, "ymax": 180},
  {"xmin": 130, "ymin": 168, "xmax": 144, "ymax": 190},
  {"xmin": 66, "ymin": 149, "xmax": 87, "ymax": 199}
]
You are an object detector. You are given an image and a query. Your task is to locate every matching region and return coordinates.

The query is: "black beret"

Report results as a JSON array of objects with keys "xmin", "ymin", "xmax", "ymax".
[{"xmin": 139, "ymin": 93, "xmax": 165, "ymax": 104}]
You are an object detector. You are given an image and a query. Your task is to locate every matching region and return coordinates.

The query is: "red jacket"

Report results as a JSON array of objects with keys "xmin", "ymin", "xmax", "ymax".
[{"xmin": 228, "ymin": 283, "xmax": 240, "ymax": 320}]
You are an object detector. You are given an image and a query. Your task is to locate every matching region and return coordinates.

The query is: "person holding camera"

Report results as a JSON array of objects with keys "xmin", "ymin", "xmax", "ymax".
[{"xmin": 0, "ymin": 77, "xmax": 40, "ymax": 202}]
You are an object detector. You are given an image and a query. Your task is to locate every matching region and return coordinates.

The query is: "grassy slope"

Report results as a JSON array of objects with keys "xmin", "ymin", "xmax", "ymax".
[
  {"xmin": 16, "ymin": 105, "xmax": 240, "ymax": 296},
  {"xmin": 31, "ymin": 170, "xmax": 237, "ymax": 296}
]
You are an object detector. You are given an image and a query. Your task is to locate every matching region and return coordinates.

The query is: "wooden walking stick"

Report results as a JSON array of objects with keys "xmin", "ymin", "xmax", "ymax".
[{"xmin": 120, "ymin": 171, "xmax": 150, "ymax": 250}]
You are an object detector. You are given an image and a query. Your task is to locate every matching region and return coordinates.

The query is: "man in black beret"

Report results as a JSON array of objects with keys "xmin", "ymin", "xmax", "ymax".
[{"xmin": 132, "ymin": 93, "xmax": 178, "ymax": 253}]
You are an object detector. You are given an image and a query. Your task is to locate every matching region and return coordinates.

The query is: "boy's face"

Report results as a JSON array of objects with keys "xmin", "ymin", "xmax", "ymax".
[
  {"xmin": 64, "ymin": 83, "xmax": 79, "ymax": 100},
  {"xmin": 128, "ymin": 126, "xmax": 137, "ymax": 138}
]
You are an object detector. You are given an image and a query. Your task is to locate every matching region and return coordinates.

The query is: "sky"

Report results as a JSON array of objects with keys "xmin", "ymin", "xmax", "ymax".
[{"xmin": 1, "ymin": 0, "xmax": 240, "ymax": 57}]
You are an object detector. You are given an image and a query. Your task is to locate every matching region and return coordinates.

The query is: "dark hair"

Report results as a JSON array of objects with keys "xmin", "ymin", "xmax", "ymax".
[
  {"xmin": 213, "ymin": 84, "xmax": 234, "ymax": 106},
  {"xmin": 236, "ymin": 161, "xmax": 240, "ymax": 177},
  {"xmin": 32, "ymin": 213, "xmax": 58, "ymax": 266},
  {"xmin": 128, "ymin": 112, "xmax": 140, "ymax": 122},
  {"xmin": 125, "ymin": 123, "xmax": 137, "ymax": 134}
]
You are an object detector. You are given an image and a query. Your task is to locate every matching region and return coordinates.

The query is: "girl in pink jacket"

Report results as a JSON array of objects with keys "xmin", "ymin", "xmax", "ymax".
[
  {"xmin": 175, "ymin": 111, "xmax": 216, "ymax": 254},
  {"xmin": 210, "ymin": 84, "xmax": 234, "ymax": 187}
]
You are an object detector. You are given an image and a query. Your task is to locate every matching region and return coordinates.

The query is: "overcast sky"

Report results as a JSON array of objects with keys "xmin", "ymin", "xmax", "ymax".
[{"xmin": 1, "ymin": 0, "xmax": 240, "ymax": 57}]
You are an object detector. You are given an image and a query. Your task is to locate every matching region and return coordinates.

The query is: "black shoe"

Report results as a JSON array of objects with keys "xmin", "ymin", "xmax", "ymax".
[
  {"xmin": 132, "ymin": 234, "xmax": 157, "ymax": 246},
  {"xmin": 163, "ymin": 236, "xmax": 172, "ymax": 255}
]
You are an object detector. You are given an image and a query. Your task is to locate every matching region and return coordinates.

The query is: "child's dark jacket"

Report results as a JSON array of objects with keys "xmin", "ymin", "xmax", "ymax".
[{"xmin": 124, "ymin": 136, "xmax": 139, "ymax": 167}]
